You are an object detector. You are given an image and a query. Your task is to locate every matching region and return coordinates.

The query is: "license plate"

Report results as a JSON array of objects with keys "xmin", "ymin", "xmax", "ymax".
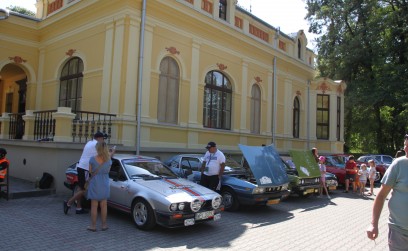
[
  {"xmin": 184, "ymin": 218, "xmax": 195, "ymax": 226},
  {"xmin": 195, "ymin": 210, "xmax": 214, "ymax": 220},
  {"xmin": 305, "ymin": 188, "xmax": 315, "ymax": 194},
  {"xmin": 267, "ymin": 199, "xmax": 280, "ymax": 205},
  {"xmin": 213, "ymin": 213, "xmax": 221, "ymax": 221},
  {"xmin": 329, "ymin": 186, "xmax": 337, "ymax": 190}
]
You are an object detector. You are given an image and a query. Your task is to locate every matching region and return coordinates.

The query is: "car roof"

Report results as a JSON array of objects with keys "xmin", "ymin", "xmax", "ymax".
[{"xmin": 112, "ymin": 154, "xmax": 160, "ymax": 162}]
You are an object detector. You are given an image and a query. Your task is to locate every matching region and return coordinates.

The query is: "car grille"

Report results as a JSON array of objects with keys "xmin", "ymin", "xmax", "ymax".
[
  {"xmin": 265, "ymin": 186, "xmax": 284, "ymax": 193},
  {"xmin": 302, "ymin": 178, "xmax": 319, "ymax": 185}
]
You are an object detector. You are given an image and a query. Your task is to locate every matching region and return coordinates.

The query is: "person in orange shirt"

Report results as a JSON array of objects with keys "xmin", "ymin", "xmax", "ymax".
[
  {"xmin": 344, "ymin": 155, "xmax": 357, "ymax": 193},
  {"xmin": 0, "ymin": 148, "xmax": 9, "ymax": 182}
]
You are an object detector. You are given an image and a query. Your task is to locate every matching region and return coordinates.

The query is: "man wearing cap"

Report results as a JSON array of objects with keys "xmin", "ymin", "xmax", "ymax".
[
  {"xmin": 200, "ymin": 142, "xmax": 226, "ymax": 191},
  {"xmin": 367, "ymin": 134, "xmax": 408, "ymax": 250},
  {"xmin": 64, "ymin": 132, "xmax": 106, "ymax": 214}
]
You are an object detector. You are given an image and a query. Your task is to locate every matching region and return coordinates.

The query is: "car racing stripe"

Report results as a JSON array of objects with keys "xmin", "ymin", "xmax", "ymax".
[{"xmin": 162, "ymin": 179, "xmax": 205, "ymax": 201}]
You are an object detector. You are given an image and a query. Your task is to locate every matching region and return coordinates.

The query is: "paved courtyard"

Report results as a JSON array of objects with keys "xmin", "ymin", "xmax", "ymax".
[{"xmin": 0, "ymin": 188, "xmax": 388, "ymax": 251}]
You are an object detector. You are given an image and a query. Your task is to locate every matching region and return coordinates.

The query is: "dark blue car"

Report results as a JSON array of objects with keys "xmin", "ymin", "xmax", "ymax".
[{"xmin": 164, "ymin": 144, "xmax": 290, "ymax": 211}]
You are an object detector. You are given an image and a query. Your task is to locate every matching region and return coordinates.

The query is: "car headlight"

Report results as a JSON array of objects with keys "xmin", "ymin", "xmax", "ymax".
[
  {"xmin": 299, "ymin": 179, "xmax": 304, "ymax": 185},
  {"xmin": 281, "ymin": 184, "xmax": 288, "ymax": 190},
  {"xmin": 178, "ymin": 202, "xmax": 185, "ymax": 210},
  {"xmin": 316, "ymin": 178, "xmax": 320, "ymax": 183},
  {"xmin": 170, "ymin": 203, "xmax": 178, "ymax": 211},
  {"xmin": 169, "ymin": 202, "xmax": 186, "ymax": 211},
  {"xmin": 190, "ymin": 199, "xmax": 203, "ymax": 212},
  {"xmin": 212, "ymin": 196, "xmax": 222, "ymax": 209},
  {"xmin": 252, "ymin": 187, "xmax": 265, "ymax": 194}
]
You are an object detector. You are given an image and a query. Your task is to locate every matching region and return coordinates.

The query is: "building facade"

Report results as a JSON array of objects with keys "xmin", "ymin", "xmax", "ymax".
[{"xmin": 0, "ymin": 0, "xmax": 346, "ymax": 192}]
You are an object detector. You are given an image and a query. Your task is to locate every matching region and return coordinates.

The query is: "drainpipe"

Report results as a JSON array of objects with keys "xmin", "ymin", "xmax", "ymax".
[
  {"xmin": 272, "ymin": 56, "xmax": 277, "ymax": 145},
  {"xmin": 136, "ymin": 0, "xmax": 147, "ymax": 155},
  {"xmin": 307, "ymin": 80, "xmax": 311, "ymax": 150}
]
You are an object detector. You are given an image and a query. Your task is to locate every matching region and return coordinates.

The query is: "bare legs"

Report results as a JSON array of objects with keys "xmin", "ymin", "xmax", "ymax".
[
  {"xmin": 67, "ymin": 189, "xmax": 85, "ymax": 208},
  {"xmin": 89, "ymin": 199, "xmax": 108, "ymax": 231},
  {"xmin": 320, "ymin": 180, "xmax": 330, "ymax": 198}
]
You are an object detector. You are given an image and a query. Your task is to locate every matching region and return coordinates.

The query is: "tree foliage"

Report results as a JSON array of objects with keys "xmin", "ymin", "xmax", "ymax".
[
  {"xmin": 305, "ymin": 0, "xmax": 408, "ymax": 154},
  {"xmin": 6, "ymin": 5, "xmax": 35, "ymax": 17}
]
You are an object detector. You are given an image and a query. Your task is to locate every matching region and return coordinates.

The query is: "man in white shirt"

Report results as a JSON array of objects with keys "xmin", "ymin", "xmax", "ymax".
[
  {"xmin": 64, "ymin": 132, "xmax": 106, "ymax": 214},
  {"xmin": 200, "ymin": 142, "xmax": 225, "ymax": 191}
]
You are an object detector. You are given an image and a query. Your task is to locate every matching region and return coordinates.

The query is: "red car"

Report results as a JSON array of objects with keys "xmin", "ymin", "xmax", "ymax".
[
  {"xmin": 323, "ymin": 154, "xmax": 349, "ymax": 185},
  {"xmin": 356, "ymin": 155, "xmax": 387, "ymax": 180}
]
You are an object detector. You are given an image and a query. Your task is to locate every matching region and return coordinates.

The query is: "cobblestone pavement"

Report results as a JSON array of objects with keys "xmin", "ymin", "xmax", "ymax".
[{"xmin": 0, "ymin": 188, "xmax": 389, "ymax": 251}]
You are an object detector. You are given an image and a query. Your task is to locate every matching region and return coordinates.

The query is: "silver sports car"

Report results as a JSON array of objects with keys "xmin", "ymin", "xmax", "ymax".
[{"xmin": 108, "ymin": 154, "xmax": 223, "ymax": 230}]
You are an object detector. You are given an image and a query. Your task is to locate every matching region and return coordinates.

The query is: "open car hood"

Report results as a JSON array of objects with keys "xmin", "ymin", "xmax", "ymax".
[
  {"xmin": 239, "ymin": 144, "xmax": 289, "ymax": 186},
  {"xmin": 289, "ymin": 150, "xmax": 321, "ymax": 178}
]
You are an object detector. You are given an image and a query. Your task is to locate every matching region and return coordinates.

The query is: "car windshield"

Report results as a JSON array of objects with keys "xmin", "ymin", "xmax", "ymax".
[
  {"xmin": 122, "ymin": 160, "xmax": 178, "ymax": 179},
  {"xmin": 224, "ymin": 156, "xmax": 245, "ymax": 171},
  {"xmin": 330, "ymin": 156, "xmax": 346, "ymax": 165}
]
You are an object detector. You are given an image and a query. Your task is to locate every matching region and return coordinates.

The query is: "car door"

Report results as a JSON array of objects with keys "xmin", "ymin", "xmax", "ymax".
[
  {"xmin": 109, "ymin": 160, "xmax": 132, "ymax": 210},
  {"xmin": 325, "ymin": 157, "xmax": 346, "ymax": 184},
  {"xmin": 179, "ymin": 157, "xmax": 202, "ymax": 182}
]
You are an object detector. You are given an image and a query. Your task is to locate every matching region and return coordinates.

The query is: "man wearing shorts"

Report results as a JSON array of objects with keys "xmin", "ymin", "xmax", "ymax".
[
  {"xmin": 344, "ymin": 155, "xmax": 357, "ymax": 193},
  {"xmin": 64, "ymin": 132, "xmax": 106, "ymax": 214}
]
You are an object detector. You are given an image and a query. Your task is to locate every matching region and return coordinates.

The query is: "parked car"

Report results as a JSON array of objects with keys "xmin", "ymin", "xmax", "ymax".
[
  {"xmin": 283, "ymin": 150, "xmax": 322, "ymax": 197},
  {"xmin": 164, "ymin": 144, "xmax": 290, "ymax": 211},
  {"xmin": 284, "ymin": 158, "xmax": 338, "ymax": 196},
  {"xmin": 106, "ymin": 154, "xmax": 223, "ymax": 230},
  {"xmin": 323, "ymin": 154, "xmax": 348, "ymax": 185},
  {"xmin": 356, "ymin": 155, "xmax": 387, "ymax": 180}
]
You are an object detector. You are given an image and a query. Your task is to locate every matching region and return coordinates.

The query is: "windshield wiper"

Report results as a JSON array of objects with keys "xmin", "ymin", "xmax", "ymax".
[{"xmin": 130, "ymin": 174, "xmax": 160, "ymax": 180}]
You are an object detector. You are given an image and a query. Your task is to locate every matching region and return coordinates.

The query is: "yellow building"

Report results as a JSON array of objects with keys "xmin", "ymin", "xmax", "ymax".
[{"xmin": 0, "ymin": 0, "xmax": 346, "ymax": 192}]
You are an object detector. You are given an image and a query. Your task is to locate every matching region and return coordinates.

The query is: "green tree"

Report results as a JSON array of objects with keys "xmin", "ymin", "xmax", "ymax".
[
  {"xmin": 7, "ymin": 5, "xmax": 35, "ymax": 17},
  {"xmin": 305, "ymin": 0, "xmax": 408, "ymax": 154}
]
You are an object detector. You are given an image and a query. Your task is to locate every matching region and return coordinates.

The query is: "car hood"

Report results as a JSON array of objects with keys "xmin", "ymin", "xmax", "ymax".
[
  {"xmin": 289, "ymin": 150, "xmax": 321, "ymax": 178},
  {"xmin": 133, "ymin": 177, "xmax": 218, "ymax": 200},
  {"xmin": 239, "ymin": 144, "xmax": 289, "ymax": 186}
]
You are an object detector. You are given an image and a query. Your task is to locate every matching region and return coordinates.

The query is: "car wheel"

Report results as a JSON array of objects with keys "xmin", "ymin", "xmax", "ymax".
[
  {"xmin": 221, "ymin": 188, "xmax": 239, "ymax": 211},
  {"xmin": 374, "ymin": 172, "xmax": 381, "ymax": 182},
  {"xmin": 132, "ymin": 199, "xmax": 156, "ymax": 230}
]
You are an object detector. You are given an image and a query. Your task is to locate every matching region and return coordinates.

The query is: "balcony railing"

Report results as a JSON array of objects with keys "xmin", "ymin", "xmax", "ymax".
[
  {"xmin": 72, "ymin": 111, "xmax": 116, "ymax": 143},
  {"xmin": 34, "ymin": 110, "xmax": 56, "ymax": 141},
  {"xmin": 9, "ymin": 113, "xmax": 25, "ymax": 139}
]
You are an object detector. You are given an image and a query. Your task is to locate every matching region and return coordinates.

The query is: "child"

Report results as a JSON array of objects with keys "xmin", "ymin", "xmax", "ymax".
[
  {"xmin": 318, "ymin": 156, "xmax": 330, "ymax": 199},
  {"xmin": 358, "ymin": 164, "xmax": 369, "ymax": 195},
  {"xmin": 367, "ymin": 159, "xmax": 376, "ymax": 196}
]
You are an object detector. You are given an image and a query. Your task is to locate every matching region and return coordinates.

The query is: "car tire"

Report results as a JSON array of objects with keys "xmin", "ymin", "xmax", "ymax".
[
  {"xmin": 132, "ymin": 199, "xmax": 156, "ymax": 230},
  {"xmin": 221, "ymin": 188, "xmax": 239, "ymax": 211}
]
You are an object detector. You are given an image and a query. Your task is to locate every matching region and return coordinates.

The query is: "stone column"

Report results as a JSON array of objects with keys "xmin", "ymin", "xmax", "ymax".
[
  {"xmin": 52, "ymin": 107, "xmax": 76, "ymax": 142},
  {"xmin": 0, "ymin": 113, "xmax": 11, "ymax": 139},
  {"xmin": 22, "ymin": 110, "xmax": 35, "ymax": 140}
]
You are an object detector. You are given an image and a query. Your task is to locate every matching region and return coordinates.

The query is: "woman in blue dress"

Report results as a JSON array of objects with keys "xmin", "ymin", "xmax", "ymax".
[{"xmin": 87, "ymin": 142, "xmax": 112, "ymax": 232}]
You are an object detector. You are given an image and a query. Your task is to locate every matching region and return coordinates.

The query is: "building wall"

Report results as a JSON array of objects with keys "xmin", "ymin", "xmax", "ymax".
[{"xmin": 0, "ymin": 0, "xmax": 346, "ymax": 190}]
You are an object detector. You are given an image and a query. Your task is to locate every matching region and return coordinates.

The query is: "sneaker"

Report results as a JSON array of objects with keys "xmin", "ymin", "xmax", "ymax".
[
  {"xmin": 63, "ymin": 201, "xmax": 70, "ymax": 215},
  {"xmin": 76, "ymin": 208, "xmax": 88, "ymax": 214},
  {"xmin": 327, "ymin": 195, "xmax": 331, "ymax": 199}
]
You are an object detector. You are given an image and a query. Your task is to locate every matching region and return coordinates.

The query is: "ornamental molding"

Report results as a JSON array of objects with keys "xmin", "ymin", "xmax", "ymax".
[
  {"xmin": 8, "ymin": 56, "xmax": 27, "ymax": 64},
  {"xmin": 165, "ymin": 46, "xmax": 180, "ymax": 55},
  {"xmin": 216, "ymin": 63, "xmax": 227, "ymax": 71},
  {"xmin": 65, "ymin": 49, "xmax": 76, "ymax": 57},
  {"xmin": 317, "ymin": 82, "xmax": 331, "ymax": 94}
]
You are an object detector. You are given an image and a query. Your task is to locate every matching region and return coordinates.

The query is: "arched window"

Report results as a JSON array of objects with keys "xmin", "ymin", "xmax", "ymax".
[
  {"xmin": 293, "ymin": 97, "xmax": 300, "ymax": 138},
  {"xmin": 59, "ymin": 57, "xmax": 83, "ymax": 112},
  {"xmin": 157, "ymin": 57, "xmax": 180, "ymax": 124},
  {"xmin": 219, "ymin": 0, "xmax": 227, "ymax": 20},
  {"xmin": 250, "ymin": 85, "xmax": 261, "ymax": 134},
  {"xmin": 203, "ymin": 70, "xmax": 232, "ymax": 130},
  {"xmin": 298, "ymin": 39, "xmax": 302, "ymax": 59}
]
